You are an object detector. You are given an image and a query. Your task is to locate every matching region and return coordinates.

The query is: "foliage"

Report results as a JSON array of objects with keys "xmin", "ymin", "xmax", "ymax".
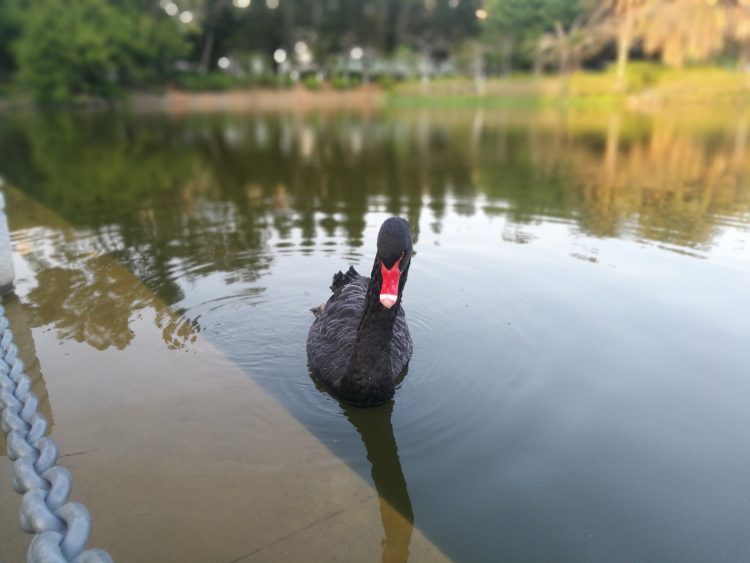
[
  {"xmin": 303, "ymin": 75, "xmax": 321, "ymax": 91},
  {"xmin": 589, "ymin": 0, "xmax": 750, "ymax": 75},
  {"xmin": 377, "ymin": 75, "xmax": 397, "ymax": 91},
  {"xmin": 181, "ymin": 0, "xmax": 482, "ymax": 74},
  {"xmin": 175, "ymin": 72, "xmax": 241, "ymax": 91},
  {"xmin": 642, "ymin": 0, "xmax": 728, "ymax": 68},
  {"xmin": 124, "ymin": 12, "xmax": 191, "ymax": 84},
  {"xmin": 616, "ymin": 60, "xmax": 663, "ymax": 90},
  {"xmin": 482, "ymin": 0, "xmax": 588, "ymax": 69},
  {"xmin": 12, "ymin": 0, "xmax": 187, "ymax": 103},
  {"xmin": 331, "ymin": 75, "xmax": 351, "ymax": 90},
  {"xmin": 0, "ymin": 0, "xmax": 23, "ymax": 80}
]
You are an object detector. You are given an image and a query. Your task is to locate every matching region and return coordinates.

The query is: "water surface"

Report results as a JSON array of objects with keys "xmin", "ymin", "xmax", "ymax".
[{"xmin": 1, "ymin": 107, "xmax": 749, "ymax": 561}]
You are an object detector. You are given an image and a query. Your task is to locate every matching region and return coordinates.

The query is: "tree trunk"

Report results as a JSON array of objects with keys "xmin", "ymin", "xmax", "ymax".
[
  {"xmin": 737, "ymin": 41, "xmax": 750, "ymax": 72},
  {"xmin": 474, "ymin": 43, "xmax": 485, "ymax": 94},
  {"xmin": 420, "ymin": 47, "xmax": 431, "ymax": 93},
  {"xmin": 533, "ymin": 46, "xmax": 544, "ymax": 76},
  {"xmin": 501, "ymin": 36, "xmax": 513, "ymax": 76},
  {"xmin": 281, "ymin": 0, "xmax": 294, "ymax": 51},
  {"xmin": 200, "ymin": 30, "xmax": 215, "ymax": 74},
  {"xmin": 395, "ymin": 2, "xmax": 413, "ymax": 48},
  {"xmin": 554, "ymin": 21, "xmax": 570, "ymax": 98},
  {"xmin": 363, "ymin": 54, "xmax": 370, "ymax": 85},
  {"xmin": 614, "ymin": 5, "xmax": 634, "ymax": 92}
]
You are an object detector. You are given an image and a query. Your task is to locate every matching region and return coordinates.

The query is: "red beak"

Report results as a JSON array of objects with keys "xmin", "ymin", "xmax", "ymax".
[{"xmin": 380, "ymin": 256, "xmax": 402, "ymax": 309}]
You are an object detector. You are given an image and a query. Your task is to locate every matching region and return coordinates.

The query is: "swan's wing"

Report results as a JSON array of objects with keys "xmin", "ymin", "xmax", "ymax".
[
  {"xmin": 307, "ymin": 277, "xmax": 368, "ymax": 382},
  {"xmin": 317, "ymin": 280, "xmax": 365, "ymax": 345},
  {"xmin": 390, "ymin": 306, "xmax": 413, "ymax": 375},
  {"xmin": 330, "ymin": 266, "xmax": 360, "ymax": 292}
]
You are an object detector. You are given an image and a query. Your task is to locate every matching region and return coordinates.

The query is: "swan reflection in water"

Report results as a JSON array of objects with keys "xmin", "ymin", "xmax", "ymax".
[{"xmin": 342, "ymin": 400, "xmax": 414, "ymax": 563}]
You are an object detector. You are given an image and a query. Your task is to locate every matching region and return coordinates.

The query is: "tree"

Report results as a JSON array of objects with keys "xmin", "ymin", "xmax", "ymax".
[
  {"xmin": 614, "ymin": 0, "xmax": 648, "ymax": 90},
  {"xmin": 14, "ymin": 0, "xmax": 187, "ymax": 102},
  {"xmin": 572, "ymin": 0, "xmax": 650, "ymax": 91},
  {"xmin": 643, "ymin": 0, "xmax": 728, "ymax": 67},
  {"xmin": 606, "ymin": 0, "xmax": 649, "ymax": 91},
  {"xmin": 536, "ymin": 11, "xmax": 609, "ymax": 91},
  {"xmin": 482, "ymin": 0, "xmax": 585, "ymax": 73}
]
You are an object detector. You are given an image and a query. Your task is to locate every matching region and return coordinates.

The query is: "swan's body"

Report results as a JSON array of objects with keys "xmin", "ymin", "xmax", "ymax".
[{"xmin": 307, "ymin": 218, "xmax": 414, "ymax": 407}]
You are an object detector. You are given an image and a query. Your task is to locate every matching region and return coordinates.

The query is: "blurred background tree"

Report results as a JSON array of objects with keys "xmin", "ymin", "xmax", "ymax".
[
  {"xmin": 481, "ymin": 0, "xmax": 586, "ymax": 74},
  {"xmin": 642, "ymin": 0, "xmax": 728, "ymax": 68},
  {"xmin": 12, "ymin": 0, "xmax": 187, "ymax": 102}
]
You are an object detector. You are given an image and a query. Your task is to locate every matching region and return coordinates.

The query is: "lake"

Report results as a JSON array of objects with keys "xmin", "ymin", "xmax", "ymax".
[{"xmin": 0, "ymin": 106, "xmax": 748, "ymax": 562}]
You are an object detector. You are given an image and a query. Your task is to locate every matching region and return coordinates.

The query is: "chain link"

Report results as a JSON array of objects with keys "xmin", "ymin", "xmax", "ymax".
[{"xmin": 0, "ymin": 305, "xmax": 113, "ymax": 563}]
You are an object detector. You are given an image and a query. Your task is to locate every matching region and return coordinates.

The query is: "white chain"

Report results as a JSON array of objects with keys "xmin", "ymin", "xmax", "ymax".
[{"xmin": 0, "ymin": 305, "xmax": 112, "ymax": 563}]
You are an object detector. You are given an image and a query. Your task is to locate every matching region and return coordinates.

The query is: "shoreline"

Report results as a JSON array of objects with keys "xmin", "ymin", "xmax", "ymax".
[
  {"xmin": 130, "ymin": 85, "xmax": 386, "ymax": 114},
  {"xmin": 2, "ymin": 70, "xmax": 749, "ymax": 114}
]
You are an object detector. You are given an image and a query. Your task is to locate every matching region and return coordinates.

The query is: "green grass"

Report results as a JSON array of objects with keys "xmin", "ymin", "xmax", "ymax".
[
  {"xmin": 387, "ymin": 93, "xmax": 549, "ymax": 109},
  {"xmin": 387, "ymin": 92, "xmax": 624, "ymax": 110},
  {"xmin": 388, "ymin": 64, "xmax": 750, "ymax": 109}
]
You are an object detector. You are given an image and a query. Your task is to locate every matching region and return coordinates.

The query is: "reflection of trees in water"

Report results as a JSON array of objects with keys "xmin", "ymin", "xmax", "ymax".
[
  {"xmin": 0, "ymin": 109, "xmax": 747, "ymax": 352},
  {"xmin": 11, "ymin": 220, "xmax": 197, "ymax": 352},
  {"xmin": 28, "ymin": 263, "xmax": 135, "ymax": 350},
  {"xmin": 565, "ymin": 111, "xmax": 750, "ymax": 249},
  {"xmin": 472, "ymin": 110, "xmax": 750, "ymax": 249},
  {"xmin": 1, "ymin": 109, "xmax": 749, "ymax": 315},
  {"xmin": 111, "ymin": 196, "xmax": 274, "ymax": 305}
]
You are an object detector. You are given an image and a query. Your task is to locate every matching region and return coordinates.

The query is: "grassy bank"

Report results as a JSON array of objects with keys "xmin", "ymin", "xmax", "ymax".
[{"xmin": 388, "ymin": 65, "xmax": 750, "ymax": 110}]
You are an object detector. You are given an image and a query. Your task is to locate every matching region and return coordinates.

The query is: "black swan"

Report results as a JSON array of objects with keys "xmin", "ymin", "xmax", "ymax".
[{"xmin": 307, "ymin": 217, "xmax": 414, "ymax": 407}]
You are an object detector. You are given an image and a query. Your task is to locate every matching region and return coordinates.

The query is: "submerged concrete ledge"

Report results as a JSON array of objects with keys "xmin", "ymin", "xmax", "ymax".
[{"xmin": 0, "ymin": 187, "xmax": 447, "ymax": 562}]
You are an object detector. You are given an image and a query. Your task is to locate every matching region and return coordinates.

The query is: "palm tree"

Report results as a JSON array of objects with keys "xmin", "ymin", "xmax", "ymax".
[
  {"xmin": 643, "ymin": 0, "xmax": 728, "ymax": 68},
  {"xmin": 536, "ymin": 12, "xmax": 608, "ymax": 93},
  {"xmin": 611, "ymin": 0, "xmax": 649, "ymax": 91}
]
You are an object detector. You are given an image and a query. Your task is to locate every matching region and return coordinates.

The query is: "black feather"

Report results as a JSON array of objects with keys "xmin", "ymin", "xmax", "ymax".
[{"xmin": 306, "ymin": 218, "xmax": 414, "ymax": 407}]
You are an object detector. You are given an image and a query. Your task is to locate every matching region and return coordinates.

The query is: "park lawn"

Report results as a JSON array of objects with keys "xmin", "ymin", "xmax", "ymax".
[{"xmin": 388, "ymin": 64, "xmax": 750, "ymax": 109}]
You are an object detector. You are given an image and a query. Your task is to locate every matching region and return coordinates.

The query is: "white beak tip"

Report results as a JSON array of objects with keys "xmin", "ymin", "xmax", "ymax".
[{"xmin": 379, "ymin": 294, "xmax": 397, "ymax": 309}]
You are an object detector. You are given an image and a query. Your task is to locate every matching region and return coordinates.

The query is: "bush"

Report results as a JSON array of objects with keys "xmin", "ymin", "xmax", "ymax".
[
  {"xmin": 377, "ymin": 75, "xmax": 396, "ymax": 91},
  {"xmin": 331, "ymin": 75, "xmax": 349, "ymax": 90},
  {"xmin": 303, "ymin": 75, "xmax": 321, "ymax": 91},
  {"xmin": 14, "ymin": 0, "xmax": 187, "ymax": 103},
  {"xmin": 252, "ymin": 72, "xmax": 294, "ymax": 89},
  {"xmin": 624, "ymin": 62, "xmax": 664, "ymax": 92},
  {"xmin": 255, "ymin": 73, "xmax": 277, "ymax": 87},
  {"xmin": 277, "ymin": 74, "xmax": 294, "ymax": 89},
  {"xmin": 175, "ymin": 72, "xmax": 238, "ymax": 92}
]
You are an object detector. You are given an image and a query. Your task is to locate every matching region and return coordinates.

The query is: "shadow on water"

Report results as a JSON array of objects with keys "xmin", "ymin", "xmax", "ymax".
[{"xmin": 342, "ymin": 400, "xmax": 414, "ymax": 563}]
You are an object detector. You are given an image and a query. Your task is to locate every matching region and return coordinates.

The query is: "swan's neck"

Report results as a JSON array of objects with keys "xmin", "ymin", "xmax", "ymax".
[{"xmin": 339, "ymin": 260, "xmax": 400, "ymax": 406}]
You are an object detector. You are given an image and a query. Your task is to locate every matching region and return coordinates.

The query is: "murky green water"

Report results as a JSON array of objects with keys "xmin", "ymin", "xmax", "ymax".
[{"xmin": 1, "ymin": 107, "xmax": 749, "ymax": 561}]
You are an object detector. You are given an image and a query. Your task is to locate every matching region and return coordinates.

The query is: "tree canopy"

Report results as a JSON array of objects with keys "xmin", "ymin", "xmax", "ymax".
[{"xmin": 12, "ymin": 0, "xmax": 188, "ymax": 102}]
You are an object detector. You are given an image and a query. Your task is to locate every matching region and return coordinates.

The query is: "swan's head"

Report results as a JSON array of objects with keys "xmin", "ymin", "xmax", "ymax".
[{"xmin": 376, "ymin": 217, "xmax": 413, "ymax": 309}]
